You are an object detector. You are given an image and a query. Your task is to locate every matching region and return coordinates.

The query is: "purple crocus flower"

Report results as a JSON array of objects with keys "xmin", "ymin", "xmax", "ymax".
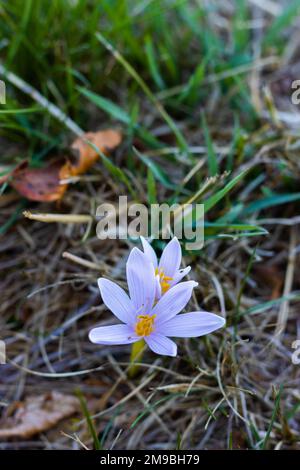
[
  {"xmin": 89, "ymin": 248, "xmax": 225, "ymax": 357},
  {"xmin": 140, "ymin": 236, "xmax": 191, "ymax": 299}
]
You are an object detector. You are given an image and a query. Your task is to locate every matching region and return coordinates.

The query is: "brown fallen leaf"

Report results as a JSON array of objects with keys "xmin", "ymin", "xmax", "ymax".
[
  {"xmin": 10, "ymin": 160, "xmax": 70, "ymax": 202},
  {"xmin": 0, "ymin": 160, "xmax": 28, "ymax": 185},
  {"xmin": 4, "ymin": 129, "xmax": 122, "ymax": 202},
  {"xmin": 70, "ymin": 129, "xmax": 122, "ymax": 175},
  {"xmin": 0, "ymin": 391, "xmax": 79, "ymax": 439}
]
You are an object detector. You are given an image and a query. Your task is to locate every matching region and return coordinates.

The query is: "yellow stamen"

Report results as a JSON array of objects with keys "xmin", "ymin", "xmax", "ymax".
[
  {"xmin": 135, "ymin": 314, "xmax": 156, "ymax": 337},
  {"xmin": 155, "ymin": 268, "xmax": 173, "ymax": 294}
]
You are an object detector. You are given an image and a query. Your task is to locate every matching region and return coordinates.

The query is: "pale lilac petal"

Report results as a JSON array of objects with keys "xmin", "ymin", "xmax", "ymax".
[
  {"xmin": 155, "ymin": 275, "xmax": 162, "ymax": 300},
  {"xmin": 126, "ymin": 247, "xmax": 156, "ymax": 313},
  {"xmin": 158, "ymin": 311, "xmax": 225, "ymax": 337},
  {"xmin": 170, "ymin": 266, "xmax": 191, "ymax": 286},
  {"xmin": 140, "ymin": 236, "xmax": 158, "ymax": 268},
  {"xmin": 145, "ymin": 333, "xmax": 177, "ymax": 356},
  {"xmin": 98, "ymin": 278, "xmax": 136, "ymax": 325},
  {"xmin": 152, "ymin": 280, "xmax": 198, "ymax": 324},
  {"xmin": 89, "ymin": 324, "xmax": 138, "ymax": 345},
  {"xmin": 159, "ymin": 237, "xmax": 182, "ymax": 278}
]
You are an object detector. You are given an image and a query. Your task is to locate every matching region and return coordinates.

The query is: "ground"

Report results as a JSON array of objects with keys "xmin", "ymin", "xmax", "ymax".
[{"xmin": 0, "ymin": 0, "xmax": 300, "ymax": 450}]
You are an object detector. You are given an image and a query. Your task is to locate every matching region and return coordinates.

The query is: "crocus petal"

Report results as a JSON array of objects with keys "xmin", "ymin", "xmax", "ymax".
[
  {"xmin": 140, "ymin": 236, "xmax": 158, "ymax": 268},
  {"xmin": 159, "ymin": 237, "xmax": 181, "ymax": 277},
  {"xmin": 158, "ymin": 311, "xmax": 225, "ymax": 337},
  {"xmin": 98, "ymin": 278, "xmax": 136, "ymax": 325},
  {"xmin": 152, "ymin": 280, "xmax": 198, "ymax": 325},
  {"xmin": 126, "ymin": 247, "xmax": 156, "ymax": 313},
  {"xmin": 170, "ymin": 266, "xmax": 191, "ymax": 286},
  {"xmin": 155, "ymin": 275, "xmax": 162, "ymax": 299},
  {"xmin": 89, "ymin": 324, "xmax": 138, "ymax": 345},
  {"xmin": 159, "ymin": 237, "xmax": 182, "ymax": 277},
  {"xmin": 145, "ymin": 333, "xmax": 177, "ymax": 357}
]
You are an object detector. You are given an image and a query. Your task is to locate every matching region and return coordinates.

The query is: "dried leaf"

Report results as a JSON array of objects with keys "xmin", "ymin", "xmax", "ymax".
[
  {"xmin": 70, "ymin": 129, "xmax": 122, "ymax": 175},
  {"xmin": 5, "ymin": 129, "xmax": 122, "ymax": 202},
  {"xmin": 0, "ymin": 391, "xmax": 79, "ymax": 439},
  {"xmin": 0, "ymin": 160, "xmax": 28, "ymax": 185},
  {"xmin": 11, "ymin": 160, "xmax": 69, "ymax": 202}
]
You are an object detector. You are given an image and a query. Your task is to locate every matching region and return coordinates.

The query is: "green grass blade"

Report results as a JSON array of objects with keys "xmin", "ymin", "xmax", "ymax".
[
  {"xmin": 95, "ymin": 32, "xmax": 189, "ymax": 151},
  {"xmin": 261, "ymin": 385, "xmax": 283, "ymax": 450},
  {"xmin": 78, "ymin": 86, "xmax": 162, "ymax": 148},
  {"xmin": 133, "ymin": 146, "xmax": 177, "ymax": 190},
  {"xmin": 264, "ymin": 0, "xmax": 300, "ymax": 46},
  {"xmin": 242, "ymin": 292, "xmax": 300, "ymax": 316},
  {"xmin": 145, "ymin": 35, "xmax": 165, "ymax": 90},
  {"xmin": 201, "ymin": 112, "xmax": 218, "ymax": 176},
  {"xmin": 0, "ymin": 107, "xmax": 42, "ymax": 114},
  {"xmin": 78, "ymin": 87, "xmax": 131, "ymax": 124},
  {"xmin": 147, "ymin": 167, "xmax": 157, "ymax": 204},
  {"xmin": 204, "ymin": 169, "xmax": 249, "ymax": 212},
  {"xmin": 242, "ymin": 193, "xmax": 300, "ymax": 215},
  {"xmin": 76, "ymin": 389, "xmax": 101, "ymax": 450}
]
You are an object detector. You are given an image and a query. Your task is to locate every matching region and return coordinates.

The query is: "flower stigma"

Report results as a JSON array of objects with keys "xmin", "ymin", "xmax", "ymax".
[{"xmin": 135, "ymin": 314, "xmax": 156, "ymax": 337}]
